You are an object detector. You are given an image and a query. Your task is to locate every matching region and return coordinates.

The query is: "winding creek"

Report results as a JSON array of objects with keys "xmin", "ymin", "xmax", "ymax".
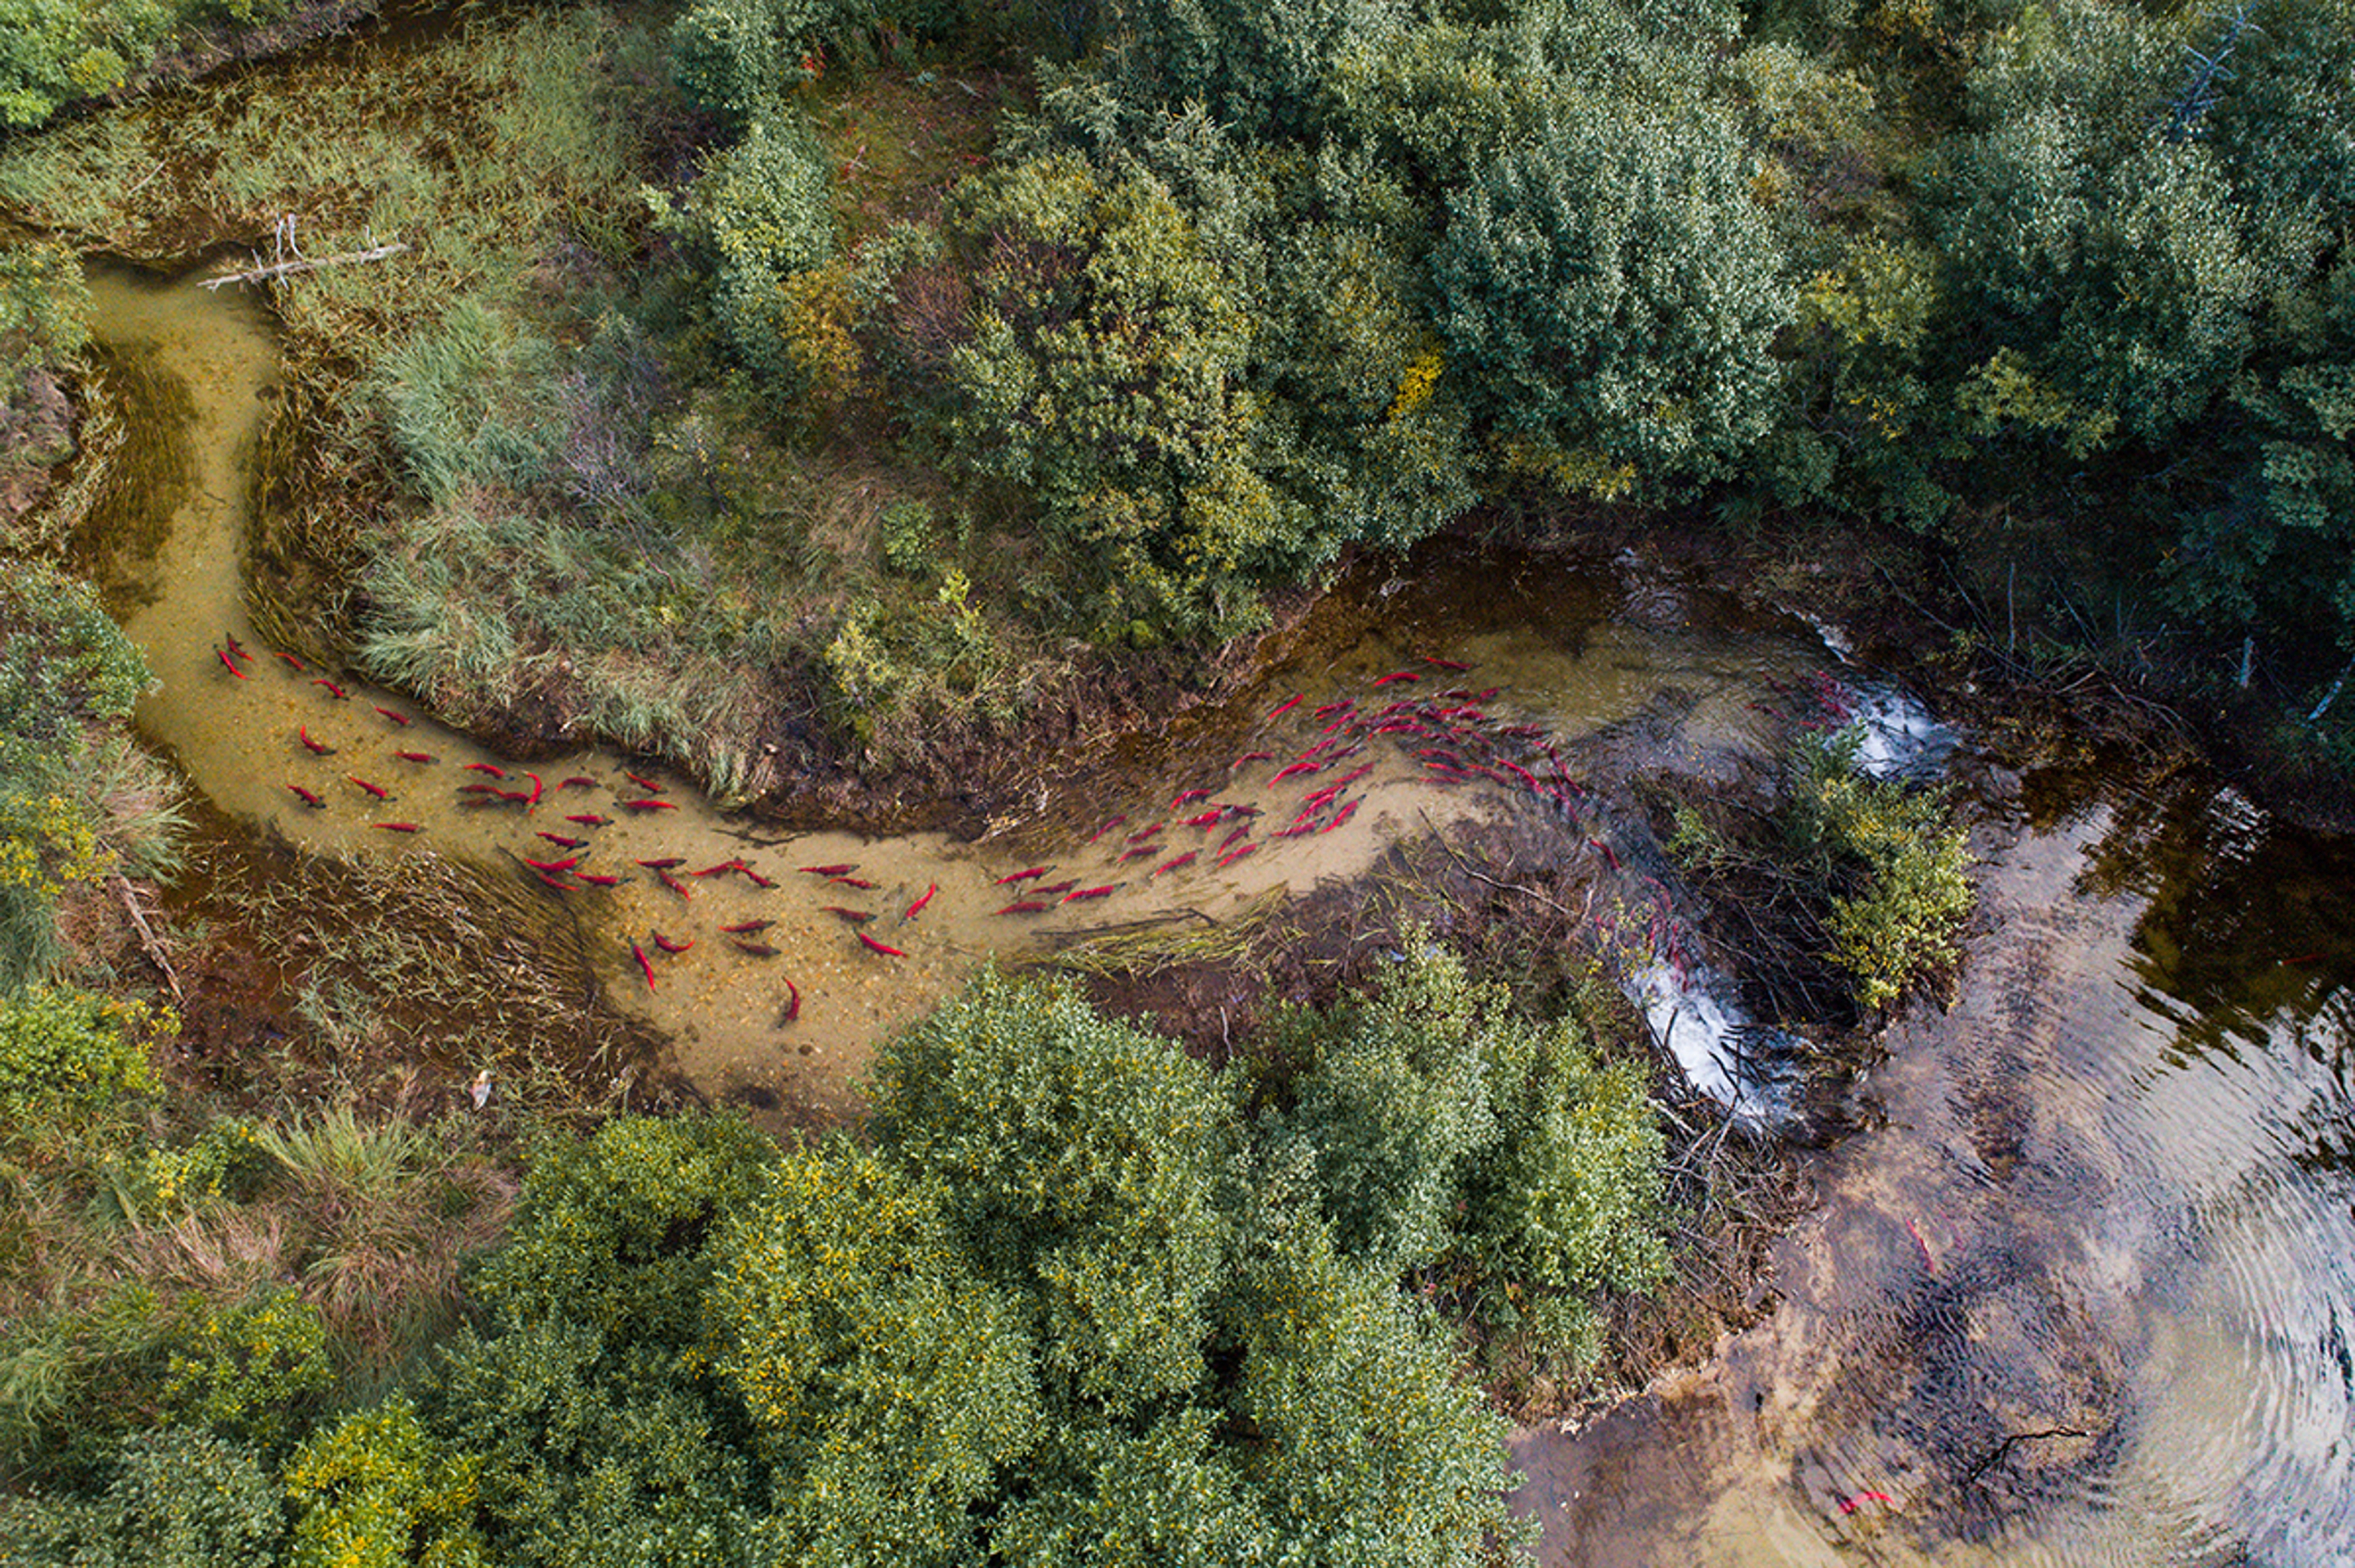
[{"xmin": 72, "ymin": 251, "xmax": 2355, "ymax": 1560}]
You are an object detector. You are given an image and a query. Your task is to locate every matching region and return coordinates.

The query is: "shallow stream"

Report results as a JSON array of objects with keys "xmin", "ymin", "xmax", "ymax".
[{"xmin": 74, "ymin": 255, "xmax": 2355, "ymax": 1564}]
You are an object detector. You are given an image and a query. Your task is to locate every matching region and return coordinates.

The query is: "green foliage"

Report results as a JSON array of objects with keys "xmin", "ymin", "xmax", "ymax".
[
  {"xmin": 671, "ymin": 0, "xmax": 837, "ymax": 135},
  {"xmin": 0, "ymin": 1427, "xmax": 286, "ymax": 1568},
  {"xmin": 820, "ymin": 570, "xmax": 1019, "ymax": 760},
  {"xmin": 868, "ymin": 968, "xmax": 1229, "ymax": 1410},
  {"xmin": 1432, "ymin": 93, "xmax": 1794, "ymax": 496},
  {"xmin": 430, "ymin": 1317, "xmax": 767, "ymax": 1568},
  {"xmin": 1272, "ymin": 943, "xmax": 1668, "ymax": 1366},
  {"xmin": 1930, "ymin": 1, "xmax": 2257, "ymax": 449},
  {"xmin": 0, "ymin": 242, "xmax": 88, "ymax": 408},
  {"xmin": 281, "ymin": 1397, "xmax": 490, "ymax": 1568},
  {"xmin": 714, "ymin": 1140, "xmax": 1040, "ymax": 1563},
  {"xmin": 944, "ymin": 153, "xmax": 1282, "ymax": 638},
  {"xmin": 1270, "ymin": 946, "xmax": 1501, "ymax": 1277},
  {"xmin": 1787, "ymin": 726, "xmax": 1974, "ymax": 1011},
  {"xmin": 0, "ymin": 0, "xmax": 168, "ymax": 131},
  {"xmin": 0, "ymin": 986, "xmax": 159, "ymax": 1127},
  {"xmin": 370, "ymin": 300, "xmax": 565, "ymax": 507},
  {"xmin": 159, "ymin": 1286, "xmax": 333, "ymax": 1451},
  {"xmin": 662, "ymin": 115, "xmax": 840, "ymax": 383},
  {"xmin": 1459, "ymin": 1017, "xmax": 1667, "ymax": 1366},
  {"xmin": 1107, "ymin": 0, "xmax": 1412, "ymax": 142},
  {"xmin": 472, "ymin": 1114, "xmax": 773, "ymax": 1347}
]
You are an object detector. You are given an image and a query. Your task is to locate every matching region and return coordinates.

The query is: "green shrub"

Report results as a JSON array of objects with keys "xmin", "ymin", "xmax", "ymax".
[
  {"xmin": 868, "ymin": 967, "xmax": 1230, "ymax": 1410},
  {"xmin": 0, "ymin": 0, "xmax": 169, "ymax": 131},
  {"xmin": 670, "ymin": 0, "xmax": 838, "ymax": 135},
  {"xmin": 471, "ymin": 1114, "xmax": 773, "ymax": 1347},
  {"xmin": 281, "ymin": 1397, "xmax": 489, "ymax": 1568},
  {"xmin": 1431, "ymin": 90, "xmax": 1793, "ymax": 496},
  {"xmin": 661, "ymin": 115, "xmax": 839, "ymax": 383},
  {"xmin": 0, "ymin": 242, "xmax": 88, "ymax": 408},
  {"xmin": 0, "ymin": 987, "xmax": 161, "ymax": 1130},
  {"xmin": 159, "ymin": 1286, "xmax": 333, "ymax": 1451},
  {"xmin": 0, "ymin": 1426, "xmax": 286, "ymax": 1568},
  {"xmin": 1788, "ymin": 726, "xmax": 1974, "ymax": 1011},
  {"xmin": 429, "ymin": 1318, "xmax": 767, "ymax": 1568}
]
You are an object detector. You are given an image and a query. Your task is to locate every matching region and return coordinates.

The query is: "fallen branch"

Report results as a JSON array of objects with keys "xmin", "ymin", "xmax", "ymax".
[
  {"xmin": 111, "ymin": 873, "xmax": 183, "ymax": 1004},
  {"xmin": 198, "ymin": 240, "xmax": 410, "ymax": 291}
]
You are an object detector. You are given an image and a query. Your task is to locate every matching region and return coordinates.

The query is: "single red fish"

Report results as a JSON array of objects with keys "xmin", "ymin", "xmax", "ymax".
[
  {"xmin": 1837, "ymin": 1492, "xmax": 1896, "ymax": 1516},
  {"xmin": 779, "ymin": 975, "xmax": 800, "ymax": 1020},
  {"xmin": 800, "ymin": 863, "xmax": 854, "ymax": 876},
  {"xmin": 373, "ymin": 706, "xmax": 410, "ymax": 727},
  {"xmin": 1372, "ymin": 670, "xmax": 1419, "ymax": 686},
  {"xmin": 1423, "ymin": 656, "xmax": 1471, "ymax": 671},
  {"xmin": 617, "ymin": 798, "xmax": 675, "ymax": 813},
  {"xmin": 216, "ymin": 649, "xmax": 248, "ymax": 679},
  {"xmin": 820, "ymin": 906, "xmax": 874, "ymax": 924},
  {"xmin": 1215, "ymin": 824, "xmax": 1252, "ymax": 851},
  {"xmin": 1589, "ymin": 837, "xmax": 1620, "ymax": 871},
  {"xmin": 224, "ymin": 633, "xmax": 253, "ymax": 664},
  {"xmin": 734, "ymin": 939, "xmax": 780, "ymax": 958},
  {"xmin": 636, "ymin": 857, "xmax": 685, "ymax": 870},
  {"xmin": 1125, "ymin": 824, "xmax": 1162, "ymax": 844},
  {"xmin": 857, "ymin": 932, "xmax": 908, "ymax": 957},
  {"xmin": 994, "ymin": 866, "xmax": 1049, "ymax": 885},
  {"xmin": 692, "ymin": 860, "xmax": 742, "ymax": 878},
  {"xmin": 559, "ymin": 776, "xmax": 596, "ymax": 790},
  {"xmin": 565, "ymin": 814, "xmax": 611, "ymax": 828},
  {"xmin": 1904, "ymin": 1215, "xmax": 1937, "ymax": 1273},
  {"xmin": 1154, "ymin": 851, "xmax": 1198, "ymax": 876},
  {"xmin": 523, "ymin": 855, "xmax": 581, "ymax": 873},
  {"xmin": 1323, "ymin": 799, "xmax": 1360, "ymax": 832},
  {"xmin": 1331, "ymin": 763, "xmax": 1376, "ymax": 789},
  {"xmin": 298, "ymin": 726, "xmax": 333, "ymax": 755},
  {"xmin": 721, "ymin": 919, "xmax": 773, "ymax": 935},
  {"xmin": 530, "ymin": 871, "xmax": 573, "ymax": 892},
  {"xmin": 905, "ymin": 882, "xmax": 937, "ymax": 919},
  {"xmin": 286, "ymin": 782, "xmax": 324, "ymax": 808},
  {"xmin": 652, "ymin": 931, "xmax": 693, "ymax": 955},
  {"xmin": 995, "ymin": 899, "xmax": 1047, "ymax": 915},
  {"xmin": 1268, "ymin": 694, "xmax": 1304, "ymax": 719},
  {"xmin": 458, "ymin": 782, "xmax": 500, "ymax": 796},
  {"xmin": 373, "ymin": 821, "xmax": 423, "ymax": 833},
  {"xmin": 656, "ymin": 870, "xmax": 690, "ymax": 898},
  {"xmin": 273, "ymin": 650, "xmax": 305, "ymax": 673},
  {"xmin": 1171, "ymin": 788, "xmax": 1212, "ymax": 810},
  {"xmin": 1270, "ymin": 760, "xmax": 1322, "ymax": 784},
  {"xmin": 630, "ymin": 941, "xmax": 656, "ymax": 989},
  {"xmin": 623, "ymin": 770, "xmax": 664, "ymax": 793},
  {"xmin": 313, "ymin": 678, "xmax": 349, "ymax": 699},
  {"xmin": 1035, "ymin": 879, "xmax": 1076, "ymax": 896},
  {"xmin": 1062, "ymin": 885, "xmax": 1115, "ymax": 903},
  {"xmin": 1230, "ymin": 751, "xmax": 1275, "ymax": 768},
  {"xmin": 521, "ymin": 773, "xmax": 543, "ymax": 809},
  {"xmin": 1312, "ymin": 700, "xmax": 1353, "ymax": 721},
  {"xmin": 576, "ymin": 872, "xmax": 621, "ymax": 887},
  {"xmin": 1273, "ymin": 820, "xmax": 1318, "ymax": 839},
  {"xmin": 1085, "ymin": 816, "xmax": 1128, "ymax": 843},
  {"xmin": 829, "ymin": 875, "xmax": 878, "ymax": 889},
  {"xmin": 1119, "ymin": 845, "xmax": 1159, "ymax": 862},
  {"xmin": 743, "ymin": 867, "xmax": 779, "ymax": 889},
  {"xmin": 1215, "ymin": 843, "xmax": 1258, "ymax": 868},
  {"xmin": 494, "ymin": 789, "xmax": 532, "ymax": 805},
  {"xmin": 1179, "ymin": 809, "xmax": 1225, "ymax": 828},
  {"xmin": 347, "ymin": 776, "xmax": 389, "ymax": 801},
  {"xmin": 464, "ymin": 763, "xmax": 505, "ymax": 778},
  {"xmin": 394, "ymin": 750, "xmax": 436, "ymax": 764},
  {"xmin": 537, "ymin": 832, "xmax": 587, "ymax": 848}
]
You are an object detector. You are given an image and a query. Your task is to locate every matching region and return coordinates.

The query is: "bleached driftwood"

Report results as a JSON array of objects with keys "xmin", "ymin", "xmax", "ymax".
[{"xmin": 197, "ymin": 240, "xmax": 410, "ymax": 291}]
